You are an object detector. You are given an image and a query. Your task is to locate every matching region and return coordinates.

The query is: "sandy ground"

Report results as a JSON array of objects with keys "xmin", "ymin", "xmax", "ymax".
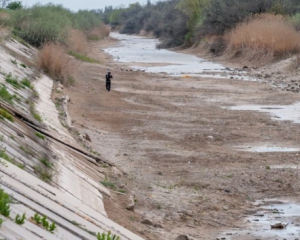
[{"xmin": 64, "ymin": 37, "xmax": 300, "ymax": 240}]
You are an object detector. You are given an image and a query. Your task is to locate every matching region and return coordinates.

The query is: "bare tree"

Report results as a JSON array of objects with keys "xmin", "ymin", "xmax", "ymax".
[{"xmin": 0, "ymin": 0, "xmax": 11, "ymax": 8}]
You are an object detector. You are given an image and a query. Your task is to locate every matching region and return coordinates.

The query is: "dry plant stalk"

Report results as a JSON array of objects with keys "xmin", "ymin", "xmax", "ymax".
[
  {"xmin": 37, "ymin": 43, "xmax": 71, "ymax": 81},
  {"xmin": 87, "ymin": 25, "xmax": 110, "ymax": 40},
  {"xmin": 67, "ymin": 29, "xmax": 88, "ymax": 54},
  {"xmin": 226, "ymin": 14, "xmax": 300, "ymax": 57}
]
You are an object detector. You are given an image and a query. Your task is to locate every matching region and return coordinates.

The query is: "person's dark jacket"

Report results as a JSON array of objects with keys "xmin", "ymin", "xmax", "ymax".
[{"xmin": 106, "ymin": 73, "xmax": 113, "ymax": 82}]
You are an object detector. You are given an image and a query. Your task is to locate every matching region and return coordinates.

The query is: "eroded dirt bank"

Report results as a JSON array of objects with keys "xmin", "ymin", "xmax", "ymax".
[{"xmin": 64, "ymin": 35, "xmax": 300, "ymax": 240}]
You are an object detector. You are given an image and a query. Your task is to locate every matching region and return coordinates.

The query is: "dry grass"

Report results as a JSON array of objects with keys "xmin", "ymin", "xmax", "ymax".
[
  {"xmin": 86, "ymin": 25, "xmax": 110, "ymax": 41},
  {"xmin": 226, "ymin": 14, "xmax": 300, "ymax": 58},
  {"xmin": 37, "ymin": 43, "xmax": 71, "ymax": 83},
  {"xmin": 67, "ymin": 29, "xmax": 88, "ymax": 54}
]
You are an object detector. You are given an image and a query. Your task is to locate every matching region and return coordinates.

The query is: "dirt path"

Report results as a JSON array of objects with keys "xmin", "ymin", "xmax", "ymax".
[{"xmin": 64, "ymin": 37, "xmax": 300, "ymax": 240}]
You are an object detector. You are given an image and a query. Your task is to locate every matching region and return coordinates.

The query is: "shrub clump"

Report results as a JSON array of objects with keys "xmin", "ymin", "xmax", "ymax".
[
  {"xmin": 37, "ymin": 43, "xmax": 71, "ymax": 81},
  {"xmin": 226, "ymin": 14, "xmax": 300, "ymax": 57}
]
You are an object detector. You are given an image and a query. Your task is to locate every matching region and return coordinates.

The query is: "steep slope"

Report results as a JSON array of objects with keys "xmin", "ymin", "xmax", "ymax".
[{"xmin": 0, "ymin": 38, "xmax": 144, "ymax": 240}]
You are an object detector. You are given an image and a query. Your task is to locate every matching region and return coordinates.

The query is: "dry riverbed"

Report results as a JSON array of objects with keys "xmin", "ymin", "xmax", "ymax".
[{"xmin": 63, "ymin": 34, "xmax": 300, "ymax": 240}]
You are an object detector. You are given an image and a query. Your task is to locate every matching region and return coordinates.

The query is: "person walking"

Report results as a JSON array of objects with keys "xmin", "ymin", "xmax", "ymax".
[{"xmin": 105, "ymin": 71, "xmax": 113, "ymax": 92}]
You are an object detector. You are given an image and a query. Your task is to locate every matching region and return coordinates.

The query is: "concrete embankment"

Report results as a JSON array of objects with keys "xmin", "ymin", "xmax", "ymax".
[{"xmin": 0, "ymin": 38, "xmax": 144, "ymax": 240}]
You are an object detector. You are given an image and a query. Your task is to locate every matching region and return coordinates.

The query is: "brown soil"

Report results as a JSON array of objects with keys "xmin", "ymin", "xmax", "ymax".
[{"xmin": 64, "ymin": 37, "xmax": 300, "ymax": 240}]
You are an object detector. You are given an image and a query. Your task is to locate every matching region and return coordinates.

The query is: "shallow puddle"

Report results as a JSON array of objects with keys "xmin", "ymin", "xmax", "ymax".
[
  {"xmin": 105, "ymin": 33, "xmax": 251, "ymax": 79},
  {"xmin": 235, "ymin": 146, "xmax": 299, "ymax": 153},
  {"xmin": 220, "ymin": 200, "xmax": 300, "ymax": 240},
  {"xmin": 229, "ymin": 102, "xmax": 300, "ymax": 124}
]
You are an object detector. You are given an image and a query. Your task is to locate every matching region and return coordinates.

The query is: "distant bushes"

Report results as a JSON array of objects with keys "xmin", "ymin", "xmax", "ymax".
[
  {"xmin": 103, "ymin": 0, "xmax": 300, "ymax": 51},
  {"xmin": 10, "ymin": 4, "xmax": 105, "ymax": 47},
  {"xmin": 199, "ymin": 0, "xmax": 300, "ymax": 36},
  {"xmin": 108, "ymin": 0, "xmax": 188, "ymax": 48},
  {"xmin": 5, "ymin": 4, "xmax": 108, "ymax": 85}
]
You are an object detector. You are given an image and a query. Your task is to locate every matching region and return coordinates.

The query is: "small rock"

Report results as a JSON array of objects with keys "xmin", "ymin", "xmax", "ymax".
[
  {"xmin": 175, "ymin": 235, "xmax": 188, "ymax": 240},
  {"xmin": 207, "ymin": 136, "xmax": 214, "ymax": 140},
  {"xmin": 112, "ymin": 166, "xmax": 123, "ymax": 176},
  {"xmin": 141, "ymin": 219, "xmax": 153, "ymax": 226},
  {"xmin": 126, "ymin": 195, "xmax": 135, "ymax": 211},
  {"xmin": 83, "ymin": 133, "xmax": 91, "ymax": 142},
  {"xmin": 154, "ymin": 223, "xmax": 163, "ymax": 228},
  {"xmin": 271, "ymin": 222, "xmax": 288, "ymax": 229},
  {"xmin": 56, "ymin": 87, "xmax": 62, "ymax": 92}
]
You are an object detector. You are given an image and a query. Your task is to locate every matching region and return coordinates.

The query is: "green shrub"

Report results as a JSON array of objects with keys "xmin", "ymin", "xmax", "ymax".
[
  {"xmin": 7, "ymin": 1, "xmax": 23, "ymax": 10},
  {"xmin": 72, "ymin": 10, "xmax": 103, "ymax": 31},
  {"xmin": 11, "ymin": 4, "xmax": 72, "ymax": 46},
  {"xmin": 10, "ymin": 4, "xmax": 104, "ymax": 47},
  {"xmin": 15, "ymin": 213, "xmax": 26, "ymax": 225}
]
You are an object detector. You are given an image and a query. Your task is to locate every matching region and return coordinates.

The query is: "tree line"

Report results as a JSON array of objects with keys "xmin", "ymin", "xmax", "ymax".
[{"xmin": 99, "ymin": 0, "xmax": 300, "ymax": 48}]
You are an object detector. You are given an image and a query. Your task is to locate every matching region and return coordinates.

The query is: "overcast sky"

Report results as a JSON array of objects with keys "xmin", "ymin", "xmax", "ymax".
[{"xmin": 21, "ymin": 0, "xmax": 158, "ymax": 11}]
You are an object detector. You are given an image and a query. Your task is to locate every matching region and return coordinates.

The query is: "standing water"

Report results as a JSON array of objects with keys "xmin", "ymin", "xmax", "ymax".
[{"xmin": 104, "ymin": 33, "xmax": 249, "ymax": 79}]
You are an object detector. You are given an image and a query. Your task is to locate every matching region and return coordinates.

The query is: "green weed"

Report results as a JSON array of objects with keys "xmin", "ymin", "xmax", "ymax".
[
  {"xmin": 33, "ymin": 166, "xmax": 52, "ymax": 183},
  {"xmin": 10, "ymin": 59, "xmax": 17, "ymax": 65},
  {"xmin": 31, "ymin": 213, "xmax": 41, "ymax": 224},
  {"xmin": 48, "ymin": 222, "xmax": 57, "ymax": 232},
  {"xmin": 20, "ymin": 63, "xmax": 27, "ymax": 68},
  {"xmin": 41, "ymin": 215, "xmax": 49, "ymax": 228},
  {"xmin": 29, "ymin": 102, "xmax": 42, "ymax": 122},
  {"xmin": 39, "ymin": 158, "xmax": 53, "ymax": 168},
  {"xmin": 68, "ymin": 51, "xmax": 101, "ymax": 64},
  {"xmin": 117, "ymin": 189, "xmax": 126, "ymax": 194},
  {"xmin": 100, "ymin": 179, "xmax": 115, "ymax": 189},
  {"xmin": 15, "ymin": 213, "xmax": 26, "ymax": 225},
  {"xmin": 97, "ymin": 231, "xmax": 120, "ymax": 240},
  {"xmin": 0, "ymin": 188, "xmax": 11, "ymax": 217},
  {"xmin": 87, "ymin": 35, "xmax": 100, "ymax": 41},
  {"xmin": 0, "ymin": 149, "xmax": 14, "ymax": 163},
  {"xmin": 0, "ymin": 148, "xmax": 25, "ymax": 169},
  {"xmin": 0, "ymin": 85, "xmax": 14, "ymax": 104},
  {"xmin": 17, "ymin": 163, "xmax": 25, "ymax": 169},
  {"xmin": 5, "ymin": 74, "xmax": 22, "ymax": 89},
  {"xmin": 266, "ymin": 166, "xmax": 271, "ymax": 170},
  {"xmin": 31, "ymin": 213, "xmax": 56, "ymax": 232},
  {"xmin": 21, "ymin": 79, "xmax": 34, "ymax": 90},
  {"xmin": 19, "ymin": 146, "xmax": 34, "ymax": 156},
  {"xmin": 35, "ymin": 132, "xmax": 45, "ymax": 140},
  {"xmin": 0, "ymin": 108, "xmax": 14, "ymax": 122},
  {"xmin": 71, "ymin": 220, "xmax": 82, "ymax": 226}
]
